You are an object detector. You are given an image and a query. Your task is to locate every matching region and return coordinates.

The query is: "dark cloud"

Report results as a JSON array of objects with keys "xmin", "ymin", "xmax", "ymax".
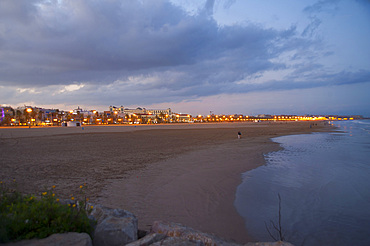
[
  {"xmin": 0, "ymin": 0, "xmax": 39, "ymax": 23},
  {"xmin": 0, "ymin": 0, "xmax": 369, "ymax": 109},
  {"xmin": 2, "ymin": 1, "xmax": 197, "ymax": 73},
  {"xmin": 0, "ymin": 1, "xmax": 216, "ymax": 84},
  {"xmin": 0, "ymin": 0, "xmax": 298, "ymax": 86}
]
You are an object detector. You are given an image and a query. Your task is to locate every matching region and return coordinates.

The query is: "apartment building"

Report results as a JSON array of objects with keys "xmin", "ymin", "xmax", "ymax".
[{"xmin": 109, "ymin": 106, "xmax": 171, "ymax": 116}]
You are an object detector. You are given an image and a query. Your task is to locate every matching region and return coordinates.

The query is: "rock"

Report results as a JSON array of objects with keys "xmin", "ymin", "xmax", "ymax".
[
  {"xmin": 137, "ymin": 229, "xmax": 149, "ymax": 239},
  {"xmin": 89, "ymin": 204, "xmax": 138, "ymax": 246},
  {"xmin": 150, "ymin": 236, "xmax": 205, "ymax": 246},
  {"xmin": 244, "ymin": 242, "xmax": 294, "ymax": 246},
  {"xmin": 125, "ymin": 233, "xmax": 166, "ymax": 246},
  {"xmin": 151, "ymin": 221, "xmax": 240, "ymax": 246},
  {"xmin": 93, "ymin": 216, "xmax": 137, "ymax": 246},
  {"xmin": 3, "ymin": 232, "xmax": 92, "ymax": 246},
  {"xmin": 3, "ymin": 203, "xmax": 295, "ymax": 246},
  {"xmin": 87, "ymin": 203, "xmax": 108, "ymax": 224}
]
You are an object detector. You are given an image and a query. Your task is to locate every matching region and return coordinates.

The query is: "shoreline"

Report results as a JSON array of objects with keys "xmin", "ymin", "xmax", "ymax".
[{"xmin": 0, "ymin": 121, "xmax": 333, "ymax": 244}]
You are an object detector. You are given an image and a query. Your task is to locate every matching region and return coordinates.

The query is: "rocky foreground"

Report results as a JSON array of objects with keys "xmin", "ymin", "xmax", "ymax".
[{"xmin": 5, "ymin": 204, "xmax": 294, "ymax": 246}]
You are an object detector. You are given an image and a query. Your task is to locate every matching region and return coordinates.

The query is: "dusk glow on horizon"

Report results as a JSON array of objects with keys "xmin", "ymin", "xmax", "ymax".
[{"xmin": 0, "ymin": 0, "xmax": 369, "ymax": 116}]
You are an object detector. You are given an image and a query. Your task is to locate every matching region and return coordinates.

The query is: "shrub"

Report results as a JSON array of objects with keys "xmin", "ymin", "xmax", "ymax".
[{"xmin": 0, "ymin": 182, "xmax": 94, "ymax": 243}]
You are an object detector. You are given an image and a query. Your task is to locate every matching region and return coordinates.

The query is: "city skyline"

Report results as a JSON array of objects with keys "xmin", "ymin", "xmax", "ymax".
[
  {"xmin": 2, "ymin": 103, "xmax": 359, "ymax": 128},
  {"xmin": 1, "ymin": 103, "xmax": 363, "ymax": 119},
  {"xmin": 0, "ymin": 0, "xmax": 369, "ymax": 116}
]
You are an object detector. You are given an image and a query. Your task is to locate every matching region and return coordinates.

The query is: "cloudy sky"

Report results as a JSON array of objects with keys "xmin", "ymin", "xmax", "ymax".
[{"xmin": 1, "ymin": 0, "xmax": 369, "ymax": 116}]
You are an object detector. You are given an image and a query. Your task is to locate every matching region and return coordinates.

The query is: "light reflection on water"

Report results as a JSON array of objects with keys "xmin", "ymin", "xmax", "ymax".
[{"xmin": 235, "ymin": 120, "xmax": 370, "ymax": 246}]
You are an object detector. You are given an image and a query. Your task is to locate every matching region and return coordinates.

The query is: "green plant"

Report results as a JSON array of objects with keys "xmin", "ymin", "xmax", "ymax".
[{"xmin": 0, "ymin": 182, "xmax": 94, "ymax": 243}]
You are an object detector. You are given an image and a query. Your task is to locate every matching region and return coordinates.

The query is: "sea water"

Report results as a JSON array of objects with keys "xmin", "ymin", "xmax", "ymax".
[{"xmin": 235, "ymin": 120, "xmax": 370, "ymax": 246}]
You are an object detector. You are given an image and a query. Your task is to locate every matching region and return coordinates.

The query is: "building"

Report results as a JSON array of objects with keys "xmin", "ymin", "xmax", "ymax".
[
  {"xmin": 176, "ymin": 114, "xmax": 192, "ymax": 123},
  {"xmin": 147, "ymin": 108, "xmax": 172, "ymax": 116},
  {"xmin": 73, "ymin": 106, "xmax": 83, "ymax": 115},
  {"xmin": 109, "ymin": 105, "xmax": 125, "ymax": 114},
  {"xmin": 110, "ymin": 106, "xmax": 145, "ymax": 115},
  {"xmin": 109, "ymin": 106, "xmax": 172, "ymax": 117},
  {"xmin": 123, "ymin": 107, "xmax": 146, "ymax": 115},
  {"xmin": 1, "ymin": 106, "xmax": 14, "ymax": 117},
  {"xmin": 62, "ymin": 121, "xmax": 81, "ymax": 127},
  {"xmin": 0, "ymin": 106, "xmax": 15, "ymax": 125}
]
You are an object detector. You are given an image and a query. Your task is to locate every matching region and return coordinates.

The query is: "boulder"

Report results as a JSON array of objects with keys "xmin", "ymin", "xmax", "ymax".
[
  {"xmin": 151, "ymin": 221, "xmax": 240, "ymax": 246},
  {"xmin": 125, "ymin": 233, "xmax": 166, "ymax": 246},
  {"xmin": 150, "ymin": 236, "xmax": 205, "ymax": 246},
  {"xmin": 245, "ymin": 242, "xmax": 294, "ymax": 246},
  {"xmin": 3, "ymin": 232, "xmax": 92, "ymax": 246},
  {"xmin": 1, "ymin": 203, "xmax": 296, "ymax": 246},
  {"xmin": 89, "ymin": 204, "xmax": 138, "ymax": 246}
]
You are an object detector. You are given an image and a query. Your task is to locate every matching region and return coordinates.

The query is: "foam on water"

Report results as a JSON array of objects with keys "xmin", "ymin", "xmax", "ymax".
[{"xmin": 235, "ymin": 120, "xmax": 370, "ymax": 246}]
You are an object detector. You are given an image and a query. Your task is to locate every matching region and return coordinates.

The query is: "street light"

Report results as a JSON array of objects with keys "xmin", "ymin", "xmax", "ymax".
[{"xmin": 26, "ymin": 108, "xmax": 33, "ymax": 127}]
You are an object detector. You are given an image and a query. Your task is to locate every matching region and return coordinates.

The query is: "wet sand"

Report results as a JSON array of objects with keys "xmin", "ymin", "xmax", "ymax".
[{"xmin": 0, "ymin": 122, "xmax": 331, "ymax": 243}]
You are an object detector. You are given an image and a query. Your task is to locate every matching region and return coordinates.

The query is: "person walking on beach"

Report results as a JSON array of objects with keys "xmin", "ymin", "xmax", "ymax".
[{"xmin": 238, "ymin": 131, "xmax": 242, "ymax": 139}]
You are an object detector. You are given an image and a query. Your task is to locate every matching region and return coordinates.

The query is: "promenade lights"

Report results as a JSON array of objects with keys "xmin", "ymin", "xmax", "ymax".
[{"xmin": 25, "ymin": 108, "xmax": 33, "ymax": 127}]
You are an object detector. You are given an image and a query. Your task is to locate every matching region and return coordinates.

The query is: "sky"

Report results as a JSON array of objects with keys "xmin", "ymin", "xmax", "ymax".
[{"xmin": 0, "ymin": 0, "xmax": 369, "ymax": 116}]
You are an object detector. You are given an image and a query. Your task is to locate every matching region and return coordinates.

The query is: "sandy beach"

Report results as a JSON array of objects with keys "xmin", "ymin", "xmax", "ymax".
[{"xmin": 0, "ymin": 122, "xmax": 331, "ymax": 244}]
